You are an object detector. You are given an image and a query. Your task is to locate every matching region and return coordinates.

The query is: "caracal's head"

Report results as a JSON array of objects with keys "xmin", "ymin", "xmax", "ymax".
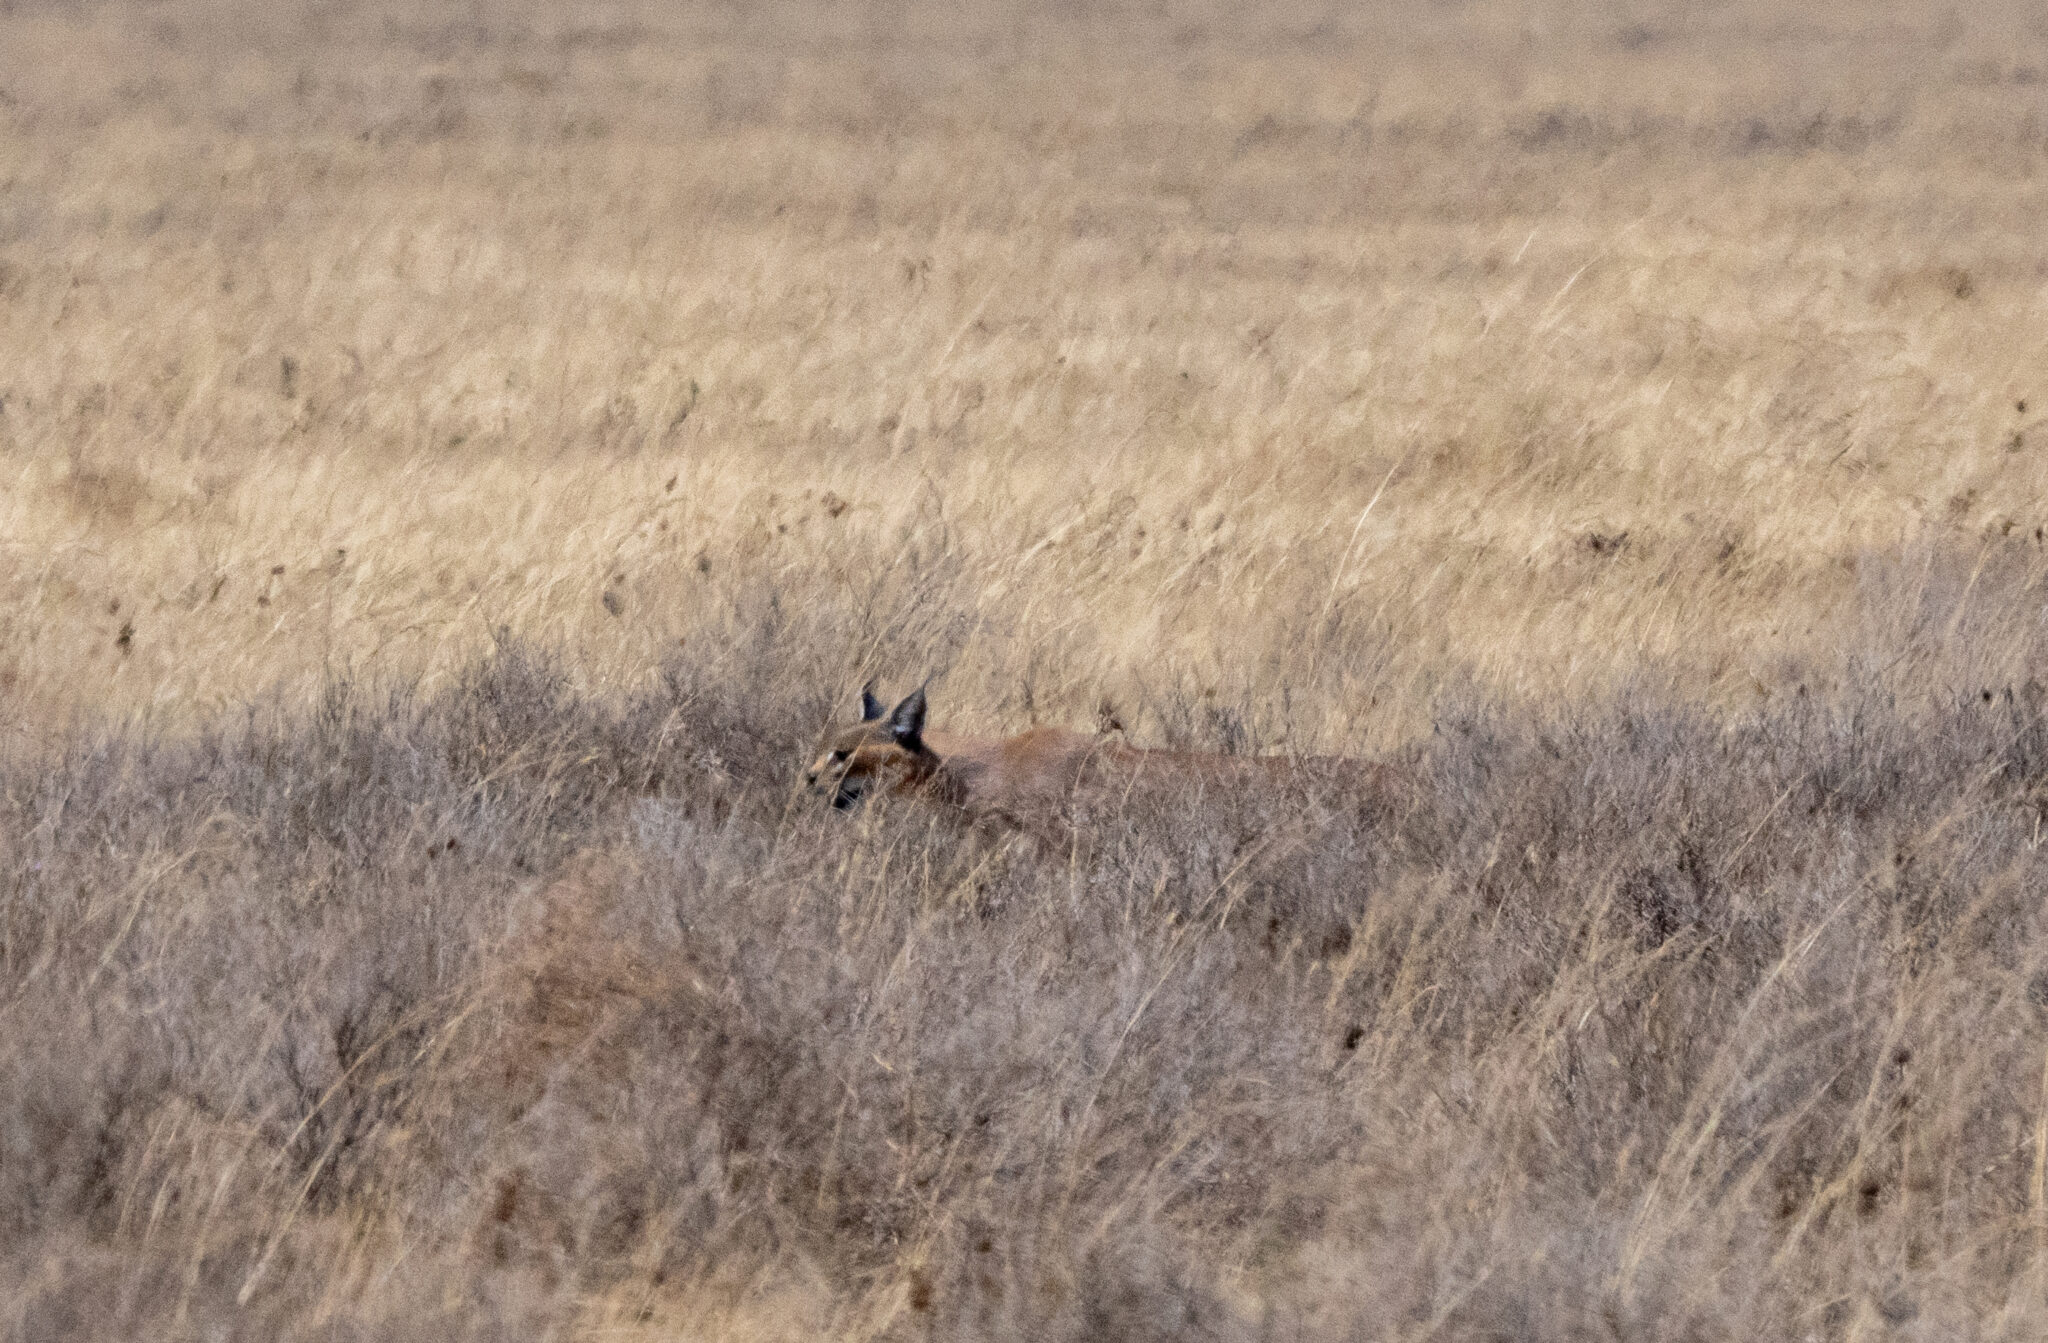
[{"xmin": 804, "ymin": 684, "xmax": 936, "ymax": 810}]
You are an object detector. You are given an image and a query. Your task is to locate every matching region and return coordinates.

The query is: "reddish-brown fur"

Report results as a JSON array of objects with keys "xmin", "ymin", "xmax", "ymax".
[{"xmin": 804, "ymin": 687, "xmax": 1410, "ymax": 828}]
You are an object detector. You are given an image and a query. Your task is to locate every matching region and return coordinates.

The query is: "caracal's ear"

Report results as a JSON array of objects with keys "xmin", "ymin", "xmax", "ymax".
[
  {"xmin": 888, "ymin": 686, "xmax": 927, "ymax": 745},
  {"xmin": 860, "ymin": 682, "xmax": 887, "ymax": 721}
]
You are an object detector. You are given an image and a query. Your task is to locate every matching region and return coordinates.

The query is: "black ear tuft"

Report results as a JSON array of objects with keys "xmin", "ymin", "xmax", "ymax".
[
  {"xmin": 888, "ymin": 687, "xmax": 927, "ymax": 744},
  {"xmin": 860, "ymin": 683, "xmax": 886, "ymax": 721}
]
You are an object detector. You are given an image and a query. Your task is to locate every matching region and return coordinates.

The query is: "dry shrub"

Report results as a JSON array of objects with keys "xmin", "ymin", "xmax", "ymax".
[{"xmin": 5, "ymin": 545, "xmax": 2048, "ymax": 1336}]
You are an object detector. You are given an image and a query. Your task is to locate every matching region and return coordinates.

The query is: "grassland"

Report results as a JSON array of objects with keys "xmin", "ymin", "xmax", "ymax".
[{"xmin": 5, "ymin": 0, "xmax": 2048, "ymax": 1337}]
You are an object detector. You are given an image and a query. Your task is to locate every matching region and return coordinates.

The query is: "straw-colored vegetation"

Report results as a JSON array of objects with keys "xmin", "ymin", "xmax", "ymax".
[{"xmin": 5, "ymin": 0, "xmax": 2048, "ymax": 1337}]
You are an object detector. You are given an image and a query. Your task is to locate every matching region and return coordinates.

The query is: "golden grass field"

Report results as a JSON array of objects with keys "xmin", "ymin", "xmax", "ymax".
[
  {"xmin": 3, "ymin": 0, "xmax": 2043, "ymax": 742},
  {"xmin": 6, "ymin": 0, "xmax": 2048, "ymax": 1338}
]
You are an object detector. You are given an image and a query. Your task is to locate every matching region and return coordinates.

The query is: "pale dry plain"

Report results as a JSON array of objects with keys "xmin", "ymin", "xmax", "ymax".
[{"xmin": 4, "ymin": 0, "xmax": 2048, "ymax": 1338}]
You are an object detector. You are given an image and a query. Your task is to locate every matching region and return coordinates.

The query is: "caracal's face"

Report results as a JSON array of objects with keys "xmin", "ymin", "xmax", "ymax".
[
  {"xmin": 804, "ymin": 721, "xmax": 911, "ymax": 809},
  {"xmin": 804, "ymin": 687, "xmax": 929, "ymax": 810}
]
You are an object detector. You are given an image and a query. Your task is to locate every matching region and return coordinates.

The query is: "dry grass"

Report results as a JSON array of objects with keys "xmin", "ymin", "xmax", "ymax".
[{"xmin": 5, "ymin": 0, "xmax": 2048, "ymax": 1337}]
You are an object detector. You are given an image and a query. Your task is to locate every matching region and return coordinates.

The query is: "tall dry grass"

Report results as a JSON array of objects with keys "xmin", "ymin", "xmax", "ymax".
[{"xmin": 5, "ymin": 0, "xmax": 2048, "ymax": 1337}]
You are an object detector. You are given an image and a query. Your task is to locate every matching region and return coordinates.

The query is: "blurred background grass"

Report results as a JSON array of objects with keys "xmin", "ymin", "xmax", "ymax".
[{"xmin": 3, "ymin": 0, "xmax": 2044, "ymax": 747}]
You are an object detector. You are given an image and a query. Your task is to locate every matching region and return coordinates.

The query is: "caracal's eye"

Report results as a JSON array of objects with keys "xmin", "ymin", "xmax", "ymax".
[{"xmin": 831, "ymin": 748, "xmax": 850, "ymax": 763}]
